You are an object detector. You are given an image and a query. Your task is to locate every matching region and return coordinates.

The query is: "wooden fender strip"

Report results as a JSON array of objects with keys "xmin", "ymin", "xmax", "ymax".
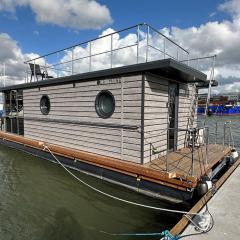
[
  {"xmin": 170, "ymin": 158, "xmax": 240, "ymax": 236},
  {"xmin": 0, "ymin": 131, "xmax": 197, "ymax": 189}
]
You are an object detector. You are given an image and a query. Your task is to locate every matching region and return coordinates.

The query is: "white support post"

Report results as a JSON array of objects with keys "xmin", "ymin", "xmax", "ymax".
[
  {"xmin": 110, "ymin": 34, "xmax": 113, "ymax": 68},
  {"xmin": 163, "ymin": 38, "xmax": 166, "ymax": 59},
  {"xmin": 71, "ymin": 47, "xmax": 74, "ymax": 75},
  {"xmin": 146, "ymin": 25, "xmax": 149, "ymax": 62},
  {"xmin": 3, "ymin": 63, "xmax": 5, "ymax": 87},
  {"xmin": 137, "ymin": 25, "xmax": 140, "ymax": 63},
  {"xmin": 89, "ymin": 41, "xmax": 92, "ymax": 71}
]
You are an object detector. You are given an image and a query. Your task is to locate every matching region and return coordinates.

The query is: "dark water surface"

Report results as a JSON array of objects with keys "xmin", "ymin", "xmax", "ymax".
[
  {"xmin": 0, "ymin": 115, "xmax": 239, "ymax": 240},
  {"xmin": 0, "ymin": 146, "xmax": 179, "ymax": 240}
]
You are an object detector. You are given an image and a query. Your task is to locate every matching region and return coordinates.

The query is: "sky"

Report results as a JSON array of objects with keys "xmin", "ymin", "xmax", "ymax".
[{"xmin": 0, "ymin": 0, "xmax": 240, "ymax": 93}]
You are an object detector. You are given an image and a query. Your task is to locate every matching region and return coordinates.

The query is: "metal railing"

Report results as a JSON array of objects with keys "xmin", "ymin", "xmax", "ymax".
[
  {"xmin": 207, "ymin": 120, "xmax": 236, "ymax": 148},
  {"xmin": 148, "ymin": 126, "xmax": 209, "ymax": 177},
  {"xmin": 25, "ymin": 23, "xmax": 191, "ymax": 82}
]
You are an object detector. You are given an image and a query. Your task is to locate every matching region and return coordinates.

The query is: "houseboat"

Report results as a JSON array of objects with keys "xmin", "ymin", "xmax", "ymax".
[{"xmin": 0, "ymin": 24, "xmax": 238, "ymax": 203}]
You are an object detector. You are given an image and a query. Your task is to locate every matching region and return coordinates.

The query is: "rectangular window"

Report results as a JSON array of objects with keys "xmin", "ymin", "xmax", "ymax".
[{"xmin": 3, "ymin": 89, "xmax": 24, "ymax": 135}]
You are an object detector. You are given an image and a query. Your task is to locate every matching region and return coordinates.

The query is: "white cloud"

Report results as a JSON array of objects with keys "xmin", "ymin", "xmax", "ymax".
[
  {"xmin": 218, "ymin": 0, "xmax": 240, "ymax": 17},
  {"xmin": 0, "ymin": 0, "xmax": 112, "ymax": 30},
  {"xmin": 159, "ymin": 0, "xmax": 240, "ymax": 93},
  {"xmin": 1, "ymin": 0, "xmax": 240, "ymax": 94},
  {"xmin": 0, "ymin": 33, "xmax": 38, "ymax": 86}
]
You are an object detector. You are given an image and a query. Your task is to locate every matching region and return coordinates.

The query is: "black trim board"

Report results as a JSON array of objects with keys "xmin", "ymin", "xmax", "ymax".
[
  {"xmin": 23, "ymin": 116, "xmax": 139, "ymax": 130},
  {"xmin": 0, "ymin": 59, "xmax": 207, "ymax": 91}
]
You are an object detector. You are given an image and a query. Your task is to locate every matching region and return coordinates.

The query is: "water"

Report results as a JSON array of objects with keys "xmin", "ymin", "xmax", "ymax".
[
  {"xmin": 0, "ymin": 115, "xmax": 239, "ymax": 240},
  {"xmin": 198, "ymin": 115, "xmax": 240, "ymax": 150},
  {"xmin": 0, "ymin": 147, "xmax": 179, "ymax": 240}
]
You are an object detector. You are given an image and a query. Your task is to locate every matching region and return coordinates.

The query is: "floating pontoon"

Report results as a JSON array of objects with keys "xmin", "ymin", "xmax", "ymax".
[{"xmin": 0, "ymin": 23, "xmax": 238, "ymax": 203}]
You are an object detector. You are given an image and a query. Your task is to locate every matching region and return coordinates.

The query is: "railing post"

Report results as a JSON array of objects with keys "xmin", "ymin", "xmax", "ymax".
[
  {"xmin": 71, "ymin": 47, "xmax": 74, "ymax": 75},
  {"xmin": 44, "ymin": 57, "xmax": 47, "ymax": 80},
  {"xmin": 215, "ymin": 121, "xmax": 218, "ymax": 144},
  {"xmin": 191, "ymin": 129, "xmax": 195, "ymax": 176},
  {"xmin": 228, "ymin": 123, "xmax": 230, "ymax": 147},
  {"xmin": 163, "ymin": 38, "xmax": 166, "ymax": 59},
  {"xmin": 223, "ymin": 123, "xmax": 226, "ymax": 146},
  {"xmin": 89, "ymin": 41, "xmax": 92, "ymax": 71},
  {"xmin": 3, "ymin": 63, "xmax": 5, "ymax": 86},
  {"xmin": 205, "ymin": 127, "xmax": 209, "ymax": 165},
  {"xmin": 166, "ymin": 128, "xmax": 169, "ymax": 172},
  {"xmin": 110, "ymin": 34, "xmax": 113, "ymax": 68},
  {"xmin": 146, "ymin": 25, "xmax": 149, "ymax": 62},
  {"xmin": 25, "ymin": 64, "xmax": 28, "ymax": 83},
  {"xmin": 229, "ymin": 121, "xmax": 235, "ymax": 148},
  {"xmin": 137, "ymin": 25, "xmax": 140, "ymax": 63},
  {"xmin": 57, "ymin": 52, "xmax": 59, "ymax": 78},
  {"xmin": 33, "ymin": 60, "xmax": 36, "ymax": 82}
]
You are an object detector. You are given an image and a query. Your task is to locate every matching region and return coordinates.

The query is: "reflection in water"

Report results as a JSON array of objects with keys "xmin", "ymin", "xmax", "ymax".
[
  {"xmin": 0, "ymin": 145, "xmax": 179, "ymax": 240},
  {"xmin": 2, "ymin": 116, "xmax": 238, "ymax": 239},
  {"xmin": 41, "ymin": 208, "xmax": 83, "ymax": 240}
]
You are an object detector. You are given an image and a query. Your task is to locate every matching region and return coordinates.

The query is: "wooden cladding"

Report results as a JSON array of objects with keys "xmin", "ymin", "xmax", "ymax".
[{"xmin": 23, "ymin": 75, "xmax": 143, "ymax": 163}]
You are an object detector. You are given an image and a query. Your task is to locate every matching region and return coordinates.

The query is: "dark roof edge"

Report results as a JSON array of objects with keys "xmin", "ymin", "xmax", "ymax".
[
  {"xmin": 196, "ymin": 80, "xmax": 218, "ymax": 89},
  {"xmin": 0, "ymin": 59, "xmax": 207, "ymax": 91}
]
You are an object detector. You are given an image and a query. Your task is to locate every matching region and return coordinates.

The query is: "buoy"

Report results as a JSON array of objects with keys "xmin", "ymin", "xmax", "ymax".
[
  {"xmin": 231, "ymin": 148, "xmax": 239, "ymax": 160},
  {"xmin": 196, "ymin": 176, "xmax": 212, "ymax": 196}
]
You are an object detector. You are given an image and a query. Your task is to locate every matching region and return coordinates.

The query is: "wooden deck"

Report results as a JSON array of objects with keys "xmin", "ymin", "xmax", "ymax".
[
  {"xmin": 144, "ymin": 144, "xmax": 231, "ymax": 179},
  {"xmin": 0, "ymin": 131, "xmax": 232, "ymax": 191}
]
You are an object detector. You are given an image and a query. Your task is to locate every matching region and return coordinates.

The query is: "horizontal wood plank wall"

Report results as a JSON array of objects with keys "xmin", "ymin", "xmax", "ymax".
[
  {"xmin": 23, "ymin": 74, "xmax": 143, "ymax": 163},
  {"xmin": 177, "ymin": 83, "xmax": 197, "ymax": 149},
  {"xmin": 143, "ymin": 73, "xmax": 169, "ymax": 163}
]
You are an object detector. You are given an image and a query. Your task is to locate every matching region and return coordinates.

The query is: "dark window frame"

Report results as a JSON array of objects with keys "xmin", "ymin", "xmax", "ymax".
[
  {"xmin": 40, "ymin": 95, "xmax": 51, "ymax": 115},
  {"xmin": 95, "ymin": 90, "xmax": 115, "ymax": 119}
]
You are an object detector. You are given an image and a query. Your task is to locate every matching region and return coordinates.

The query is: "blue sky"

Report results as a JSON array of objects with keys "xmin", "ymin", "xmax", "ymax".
[
  {"xmin": 0, "ymin": 0, "xmax": 240, "ymax": 93},
  {"xmin": 0, "ymin": 0, "xmax": 228, "ymax": 54}
]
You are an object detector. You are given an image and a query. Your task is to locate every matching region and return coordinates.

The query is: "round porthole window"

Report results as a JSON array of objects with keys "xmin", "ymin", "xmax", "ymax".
[
  {"xmin": 40, "ymin": 95, "xmax": 51, "ymax": 115},
  {"xmin": 95, "ymin": 90, "xmax": 115, "ymax": 118}
]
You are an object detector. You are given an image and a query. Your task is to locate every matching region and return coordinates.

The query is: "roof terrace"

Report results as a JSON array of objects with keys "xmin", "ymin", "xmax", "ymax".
[
  {"xmin": 0, "ymin": 23, "xmax": 216, "ymax": 89},
  {"xmin": 23, "ymin": 23, "xmax": 215, "ymax": 84}
]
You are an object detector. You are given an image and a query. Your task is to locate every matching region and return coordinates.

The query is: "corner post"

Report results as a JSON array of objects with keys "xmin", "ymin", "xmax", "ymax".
[
  {"xmin": 140, "ymin": 73, "xmax": 145, "ymax": 164},
  {"xmin": 146, "ymin": 25, "xmax": 149, "ymax": 62}
]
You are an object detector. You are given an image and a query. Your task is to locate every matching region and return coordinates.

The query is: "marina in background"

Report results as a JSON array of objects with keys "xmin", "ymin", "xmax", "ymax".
[{"xmin": 198, "ymin": 92, "xmax": 240, "ymax": 115}]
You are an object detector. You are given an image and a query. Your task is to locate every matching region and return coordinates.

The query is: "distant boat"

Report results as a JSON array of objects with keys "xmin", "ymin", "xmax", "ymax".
[{"xmin": 198, "ymin": 104, "xmax": 240, "ymax": 115}]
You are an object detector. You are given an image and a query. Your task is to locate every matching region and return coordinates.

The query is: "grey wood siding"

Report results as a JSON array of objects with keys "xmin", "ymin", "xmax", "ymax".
[
  {"xmin": 23, "ymin": 74, "xmax": 142, "ymax": 163},
  {"xmin": 143, "ymin": 75, "xmax": 198, "ymax": 164},
  {"xmin": 143, "ymin": 73, "xmax": 169, "ymax": 163},
  {"xmin": 177, "ymin": 83, "xmax": 197, "ymax": 149}
]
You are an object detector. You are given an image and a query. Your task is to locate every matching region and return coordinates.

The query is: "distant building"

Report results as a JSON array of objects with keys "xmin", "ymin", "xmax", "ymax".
[{"xmin": 198, "ymin": 92, "xmax": 240, "ymax": 105}]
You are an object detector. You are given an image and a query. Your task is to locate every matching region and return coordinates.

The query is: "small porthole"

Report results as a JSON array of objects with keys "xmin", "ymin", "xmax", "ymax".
[
  {"xmin": 95, "ymin": 90, "xmax": 115, "ymax": 118},
  {"xmin": 40, "ymin": 95, "xmax": 51, "ymax": 115}
]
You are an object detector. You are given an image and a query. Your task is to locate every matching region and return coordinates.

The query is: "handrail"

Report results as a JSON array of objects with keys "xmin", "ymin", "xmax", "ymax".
[
  {"xmin": 147, "ymin": 25, "xmax": 189, "ymax": 54},
  {"xmin": 24, "ymin": 23, "xmax": 188, "ymax": 63},
  {"xmin": 24, "ymin": 23, "xmax": 145, "ymax": 63},
  {"xmin": 147, "ymin": 126, "xmax": 209, "ymax": 176},
  {"xmin": 22, "ymin": 23, "xmax": 217, "ymax": 85},
  {"xmin": 180, "ymin": 55, "xmax": 217, "ymax": 63}
]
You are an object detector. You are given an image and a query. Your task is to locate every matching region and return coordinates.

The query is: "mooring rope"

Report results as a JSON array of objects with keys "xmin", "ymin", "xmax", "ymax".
[
  {"xmin": 41, "ymin": 143, "xmax": 202, "ymax": 216},
  {"xmin": 100, "ymin": 229, "xmax": 179, "ymax": 239}
]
